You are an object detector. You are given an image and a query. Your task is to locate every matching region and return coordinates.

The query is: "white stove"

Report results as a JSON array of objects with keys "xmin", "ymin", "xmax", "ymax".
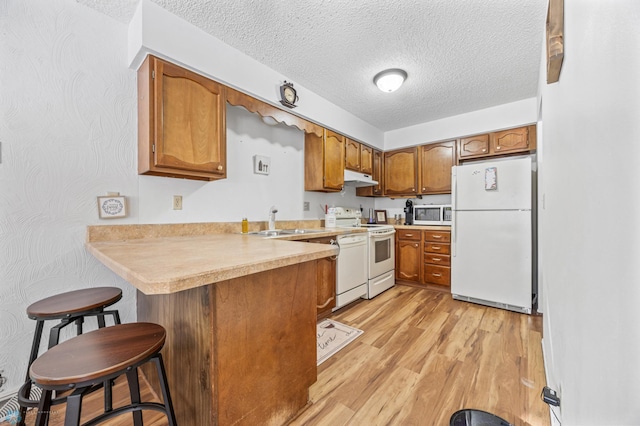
[{"xmin": 332, "ymin": 207, "xmax": 396, "ymax": 302}]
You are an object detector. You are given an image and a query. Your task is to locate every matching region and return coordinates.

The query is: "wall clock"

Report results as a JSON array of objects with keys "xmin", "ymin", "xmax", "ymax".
[{"xmin": 279, "ymin": 81, "xmax": 298, "ymax": 108}]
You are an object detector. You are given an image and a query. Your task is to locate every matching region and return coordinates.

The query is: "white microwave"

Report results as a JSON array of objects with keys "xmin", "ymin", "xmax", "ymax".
[{"xmin": 413, "ymin": 204, "xmax": 452, "ymax": 226}]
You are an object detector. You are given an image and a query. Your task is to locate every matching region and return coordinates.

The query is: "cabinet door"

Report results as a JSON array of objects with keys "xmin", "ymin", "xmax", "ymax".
[
  {"xmin": 458, "ymin": 134, "xmax": 489, "ymax": 159},
  {"xmin": 316, "ymin": 256, "xmax": 336, "ymax": 317},
  {"xmin": 419, "ymin": 141, "xmax": 455, "ymax": 194},
  {"xmin": 491, "ymin": 127, "xmax": 530, "ymax": 155},
  {"xmin": 396, "ymin": 239, "xmax": 421, "ymax": 282},
  {"xmin": 345, "ymin": 139, "xmax": 361, "ymax": 171},
  {"xmin": 356, "ymin": 148, "xmax": 383, "ymax": 197},
  {"xmin": 384, "ymin": 147, "xmax": 418, "ymax": 196},
  {"xmin": 360, "ymin": 145, "xmax": 373, "ymax": 175},
  {"xmin": 154, "ymin": 58, "xmax": 226, "ymax": 176},
  {"xmin": 324, "ymin": 130, "xmax": 345, "ymax": 190}
]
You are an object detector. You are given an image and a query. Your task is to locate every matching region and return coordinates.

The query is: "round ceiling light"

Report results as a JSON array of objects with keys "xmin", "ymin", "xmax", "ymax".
[{"xmin": 373, "ymin": 68, "xmax": 408, "ymax": 92}]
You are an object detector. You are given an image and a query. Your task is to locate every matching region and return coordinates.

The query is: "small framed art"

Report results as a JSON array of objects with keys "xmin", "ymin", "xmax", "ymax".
[
  {"xmin": 97, "ymin": 196, "xmax": 127, "ymax": 219},
  {"xmin": 375, "ymin": 210, "xmax": 388, "ymax": 224}
]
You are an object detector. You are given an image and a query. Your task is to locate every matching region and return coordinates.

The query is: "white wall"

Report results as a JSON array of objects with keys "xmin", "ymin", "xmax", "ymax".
[
  {"xmin": 538, "ymin": 1, "xmax": 640, "ymax": 424},
  {"xmin": 384, "ymin": 97, "xmax": 538, "ymax": 150},
  {"xmin": 0, "ymin": 0, "xmax": 139, "ymax": 398},
  {"xmin": 139, "ymin": 105, "xmax": 374, "ymax": 224}
]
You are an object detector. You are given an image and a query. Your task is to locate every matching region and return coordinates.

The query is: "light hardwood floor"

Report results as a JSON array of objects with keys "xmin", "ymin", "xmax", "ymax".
[
  {"xmin": 291, "ymin": 285, "xmax": 549, "ymax": 426},
  {"xmin": 9, "ymin": 285, "xmax": 549, "ymax": 426}
]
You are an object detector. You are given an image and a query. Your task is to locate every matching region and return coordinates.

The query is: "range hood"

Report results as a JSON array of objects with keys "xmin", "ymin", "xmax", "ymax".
[{"xmin": 343, "ymin": 169, "xmax": 378, "ymax": 187}]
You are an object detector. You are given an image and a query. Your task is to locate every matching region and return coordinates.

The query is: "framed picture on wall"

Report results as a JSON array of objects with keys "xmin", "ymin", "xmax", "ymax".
[
  {"xmin": 97, "ymin": 196, "xmax": 127, "ymax": 219},
  {"xmin": 375, "ymin": 210, "xmax": 388, "ymax": 224}
]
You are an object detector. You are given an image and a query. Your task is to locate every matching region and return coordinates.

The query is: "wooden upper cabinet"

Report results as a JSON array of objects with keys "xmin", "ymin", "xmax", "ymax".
[
  {"xmin": 458, "ymin": 125, "xmax": 537, "ymax": 161},
  {"xmin": 458, "ymin": 134, "xmax": 490, "ymax": 159},
  {"xmin": 360, "ymin": 145, "xmax": 373, "ymax": 175},
  {"xmin": 384, "ymin": 147, "xmax": 418, "ymax": 196},
  {"xmin": 491, "ymin": 126, "xmax": 535, "ymax": 154},
  {"xmin": 419, "ymin": 141, "xmax": 456, "ymax": 194},
  {"xmin": 356, "ymin": 148, "xmax": 383, "ymax": 197},
  {"xmin": 345, "ymin": 139, "xmax": 361, "ymax": 171},
  {"xmin": 305, "ymin": 129, "xmax": 345, "ymax": 192},
  {"xmin": 138, "ymin": 55, "xmax": 226, "ymax": 181}
]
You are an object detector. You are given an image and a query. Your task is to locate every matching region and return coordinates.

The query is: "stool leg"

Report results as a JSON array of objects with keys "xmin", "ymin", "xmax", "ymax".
[
  {"xmin": 153, "ymin": 354, "xmax": 177, "ymax": 426},
  {"xmin": 35, "ymin": 389, "xmax": 52, "ymax": 426},
  {"xmin": 64, "ymin": 388, "xmax": 84, "ymax": 426},
  {"xmin": 97, "ymin": 313, "xmax": 106, "ymax": 328},
  {"xmin": 125, "ymin": 368, "xmax": 143, "ymax": 426},
  {"xmin": 27, "ymin": 320, "xmax": 45, "ymax": 376},
  {"xmin": 75, "ymin": 317, "xmax": 84, "ymax": 336}
]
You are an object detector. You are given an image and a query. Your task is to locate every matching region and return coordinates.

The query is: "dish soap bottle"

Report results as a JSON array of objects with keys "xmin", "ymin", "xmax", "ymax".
[{"xmin": 241, "ymin": 217, "xmax": 249, "ymax": 234}]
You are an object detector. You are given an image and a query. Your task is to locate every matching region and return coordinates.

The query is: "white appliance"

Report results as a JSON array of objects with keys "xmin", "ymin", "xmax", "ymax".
[
  {"xmin": 413, "ymin": 204, "xmax": 452, "ymax": 225},
  {"xmin": 451, "ymin": 156, "xmax": 534, "ymax": 314},
  {"xmin": 333, "ymin": 207, "xmax": 396, "ymax": 302},
  {"xmin": 335, "ymin": 233, "xmax": 368, "ymax": 309}
]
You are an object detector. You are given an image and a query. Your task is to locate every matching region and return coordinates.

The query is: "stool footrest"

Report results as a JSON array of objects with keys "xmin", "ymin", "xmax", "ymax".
[{"xmin": 83, "ymin": 402, "xmax": 170, "ymax": 426}]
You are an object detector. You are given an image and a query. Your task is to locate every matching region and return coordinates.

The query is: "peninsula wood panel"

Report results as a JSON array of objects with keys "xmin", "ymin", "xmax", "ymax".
[{"xmin": 137, "ymin": 261, "xmax": 318, "ymax": 426}]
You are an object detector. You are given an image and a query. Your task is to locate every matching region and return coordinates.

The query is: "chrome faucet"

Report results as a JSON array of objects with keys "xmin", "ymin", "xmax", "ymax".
[{"xmin": 268, "ymin": 206, "xmax": 278, "ymax": 230}]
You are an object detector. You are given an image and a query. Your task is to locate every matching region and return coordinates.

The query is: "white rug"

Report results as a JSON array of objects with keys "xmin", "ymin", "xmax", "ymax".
[{"xmin": 317, "ymin": 319, "xmax": 363, "ymax": 365}]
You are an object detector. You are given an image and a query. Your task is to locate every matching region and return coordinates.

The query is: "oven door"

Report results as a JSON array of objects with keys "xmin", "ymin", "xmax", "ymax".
[{"xmin": 368, "ymin": 229, "xmax": 396, "ymax": 278}]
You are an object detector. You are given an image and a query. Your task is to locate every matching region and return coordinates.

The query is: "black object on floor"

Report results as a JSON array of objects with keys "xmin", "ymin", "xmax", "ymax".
[{"xmin": 450, "ymin": 409, "xmax": 513, "ymax": 426}]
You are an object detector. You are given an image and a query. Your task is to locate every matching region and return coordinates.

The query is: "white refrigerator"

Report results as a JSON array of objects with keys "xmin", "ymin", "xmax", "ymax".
[{"xmin": 451, "ymin": 156, "xmax": 534, "ymax": 314}]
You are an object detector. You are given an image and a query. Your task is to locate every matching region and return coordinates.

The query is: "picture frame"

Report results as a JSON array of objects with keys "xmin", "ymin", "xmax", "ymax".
[
  {"xmin": 97, "ymin": 196, "xmax": 127, "ymax": 219},
  {"xmin": 375, "ymin": 210, "xmax": 388, "ymax": 224}
]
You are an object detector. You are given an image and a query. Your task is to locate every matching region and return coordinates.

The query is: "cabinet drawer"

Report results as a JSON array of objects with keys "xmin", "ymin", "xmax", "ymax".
[
  {"xmin": 424, "ymin": 253, "xmax": 451, "ymax": 266},
  {"xmin": 423, "ymin": 264, "xmax": 450, "ymax": 286},
  {"xmin": 424, "ymin": 242, "xmax": 450, "ymax": 255},
  {"xmin": 397, "ymin": 229, "xmax": 421, "ymax": 241},
  {"xmin": 423, "ymin": 231, "xmax": 451, "ymax": 243}
]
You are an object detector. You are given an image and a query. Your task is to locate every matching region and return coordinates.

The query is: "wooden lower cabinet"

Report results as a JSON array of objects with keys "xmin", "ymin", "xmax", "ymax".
[
  {"xmin": 305, "ymin": 236, "xmax": 337, "ymax": 318},
  {"xmin": 396, "ymin": 229, "xmax": 421, "ymax": 282},
  {"xmin": 423, "ymin": 230, "xmax": 451, "ymax": 288},
  {"xmin": 396, "ymin": 228, "xmax": 451, "ymax": 289}
]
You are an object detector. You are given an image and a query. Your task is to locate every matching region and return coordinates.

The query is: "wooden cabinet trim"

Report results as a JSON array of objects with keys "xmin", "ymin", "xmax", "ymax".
[{"xmin": 226, "ymin": 87, "xmax": 323, "ymax": 137}]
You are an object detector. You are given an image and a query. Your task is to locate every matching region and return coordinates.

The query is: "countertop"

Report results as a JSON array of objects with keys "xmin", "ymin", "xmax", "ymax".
[
  {"xmin": 394, "ymin": 224, "xmax": 452, "ymax": 231},
  {"xmin": 85, "ymin": 223, "xmax": 361, "ymax": 295}
]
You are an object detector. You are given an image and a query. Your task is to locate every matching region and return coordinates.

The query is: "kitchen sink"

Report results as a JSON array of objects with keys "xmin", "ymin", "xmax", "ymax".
[{"xmin": 246, "ymin": 229, "xmax": 325, "ymax": 236}]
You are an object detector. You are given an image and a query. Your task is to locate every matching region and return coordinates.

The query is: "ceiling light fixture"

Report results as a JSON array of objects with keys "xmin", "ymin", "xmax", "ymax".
[{"xmin": 373, "ymin": 68, "xmax": 407, "ymax": 92}]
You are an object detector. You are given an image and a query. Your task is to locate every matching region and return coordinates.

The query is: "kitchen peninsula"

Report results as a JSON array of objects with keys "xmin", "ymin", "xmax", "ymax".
[{"xmin": 85, "ymin": 223, "xmax": 342, "ymax": 426}]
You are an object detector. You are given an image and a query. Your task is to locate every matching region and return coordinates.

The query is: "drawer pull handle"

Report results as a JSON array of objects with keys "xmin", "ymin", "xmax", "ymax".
[
  {"xmin": 433, "ymin": 235, "xmax": 442, "ymax": 239},
  {"xmin": 432, "ymin": 257, "xmax": 442, "ymax": 262},
  {"xmin": 432, "ymin": 246, "xmax": 441, "ymax": 250},
  {"xmin": 432, "ymin": 273, "xmax": 442, "ymax": 277},
  {"xmin": 406, "ymin": 233, "xmax": 413, "ymax": 237}
]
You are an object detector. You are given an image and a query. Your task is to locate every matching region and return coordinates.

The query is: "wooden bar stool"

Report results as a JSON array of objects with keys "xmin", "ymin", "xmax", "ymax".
[
  {"xmin": 29, "ymin": 322, "xmax": 176, "ymax": 426},
  {"xmin": 18, "ymin": 287, "xmax": 122, "ymax": 424}
]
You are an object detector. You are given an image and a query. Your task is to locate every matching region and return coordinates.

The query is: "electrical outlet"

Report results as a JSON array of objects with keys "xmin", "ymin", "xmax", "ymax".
[
  {"xmin": 173, "ymin": 195, "xmax": 182, "ymax": 210},
  {"xmin": 303, "ymin": 201, "xmax": 310, "ymax": 211}
]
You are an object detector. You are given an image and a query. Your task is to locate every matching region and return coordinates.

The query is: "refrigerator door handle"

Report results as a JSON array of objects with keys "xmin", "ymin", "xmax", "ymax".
[{"xmin": 451, "ymin": 166, "xmax": 457, "ymax": 257}]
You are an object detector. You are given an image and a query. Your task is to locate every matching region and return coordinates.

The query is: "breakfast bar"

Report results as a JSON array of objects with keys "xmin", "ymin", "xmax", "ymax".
[{"xmin": 85, "ymin": 224, "xmax": 340, "ymax": 425}]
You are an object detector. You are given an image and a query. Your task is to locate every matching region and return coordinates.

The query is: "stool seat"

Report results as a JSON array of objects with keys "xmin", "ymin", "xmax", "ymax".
[
  {"xmin": 30, "ymin": 323, "xmax": 165, "ymax": 389},
  {"xmin": 30, "ymin": 323, "xmax": 176, "ymax": 426},
  {"xmin": 27, "ymin": 287, "xmax": 122, "ymax": 320}
]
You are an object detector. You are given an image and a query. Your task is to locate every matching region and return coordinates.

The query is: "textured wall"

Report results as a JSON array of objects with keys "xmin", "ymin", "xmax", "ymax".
[{"xmin": 0, "ymin": 0, "xmax": 139, "ymax": 397}]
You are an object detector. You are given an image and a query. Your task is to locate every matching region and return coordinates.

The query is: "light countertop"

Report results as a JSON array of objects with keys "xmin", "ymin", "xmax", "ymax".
[{"xmin": 85, "ymin": 222, "xmax": 362, "ymax": 295}]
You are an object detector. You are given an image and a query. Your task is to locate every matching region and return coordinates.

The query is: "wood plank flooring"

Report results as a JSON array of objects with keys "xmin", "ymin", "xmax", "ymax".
[
  {"xmin": 7, "ymin": 285, "xmax": 549, "ymax": 426},
  {"xmin": 290, "ymin": 285, "xmax": 549, "ymax": 426}
]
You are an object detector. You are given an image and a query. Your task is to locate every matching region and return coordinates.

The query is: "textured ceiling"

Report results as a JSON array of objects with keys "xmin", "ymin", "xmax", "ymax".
[{"xmin": 78, "ymin": 0, "xmax": 546, "ymax": 132}]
